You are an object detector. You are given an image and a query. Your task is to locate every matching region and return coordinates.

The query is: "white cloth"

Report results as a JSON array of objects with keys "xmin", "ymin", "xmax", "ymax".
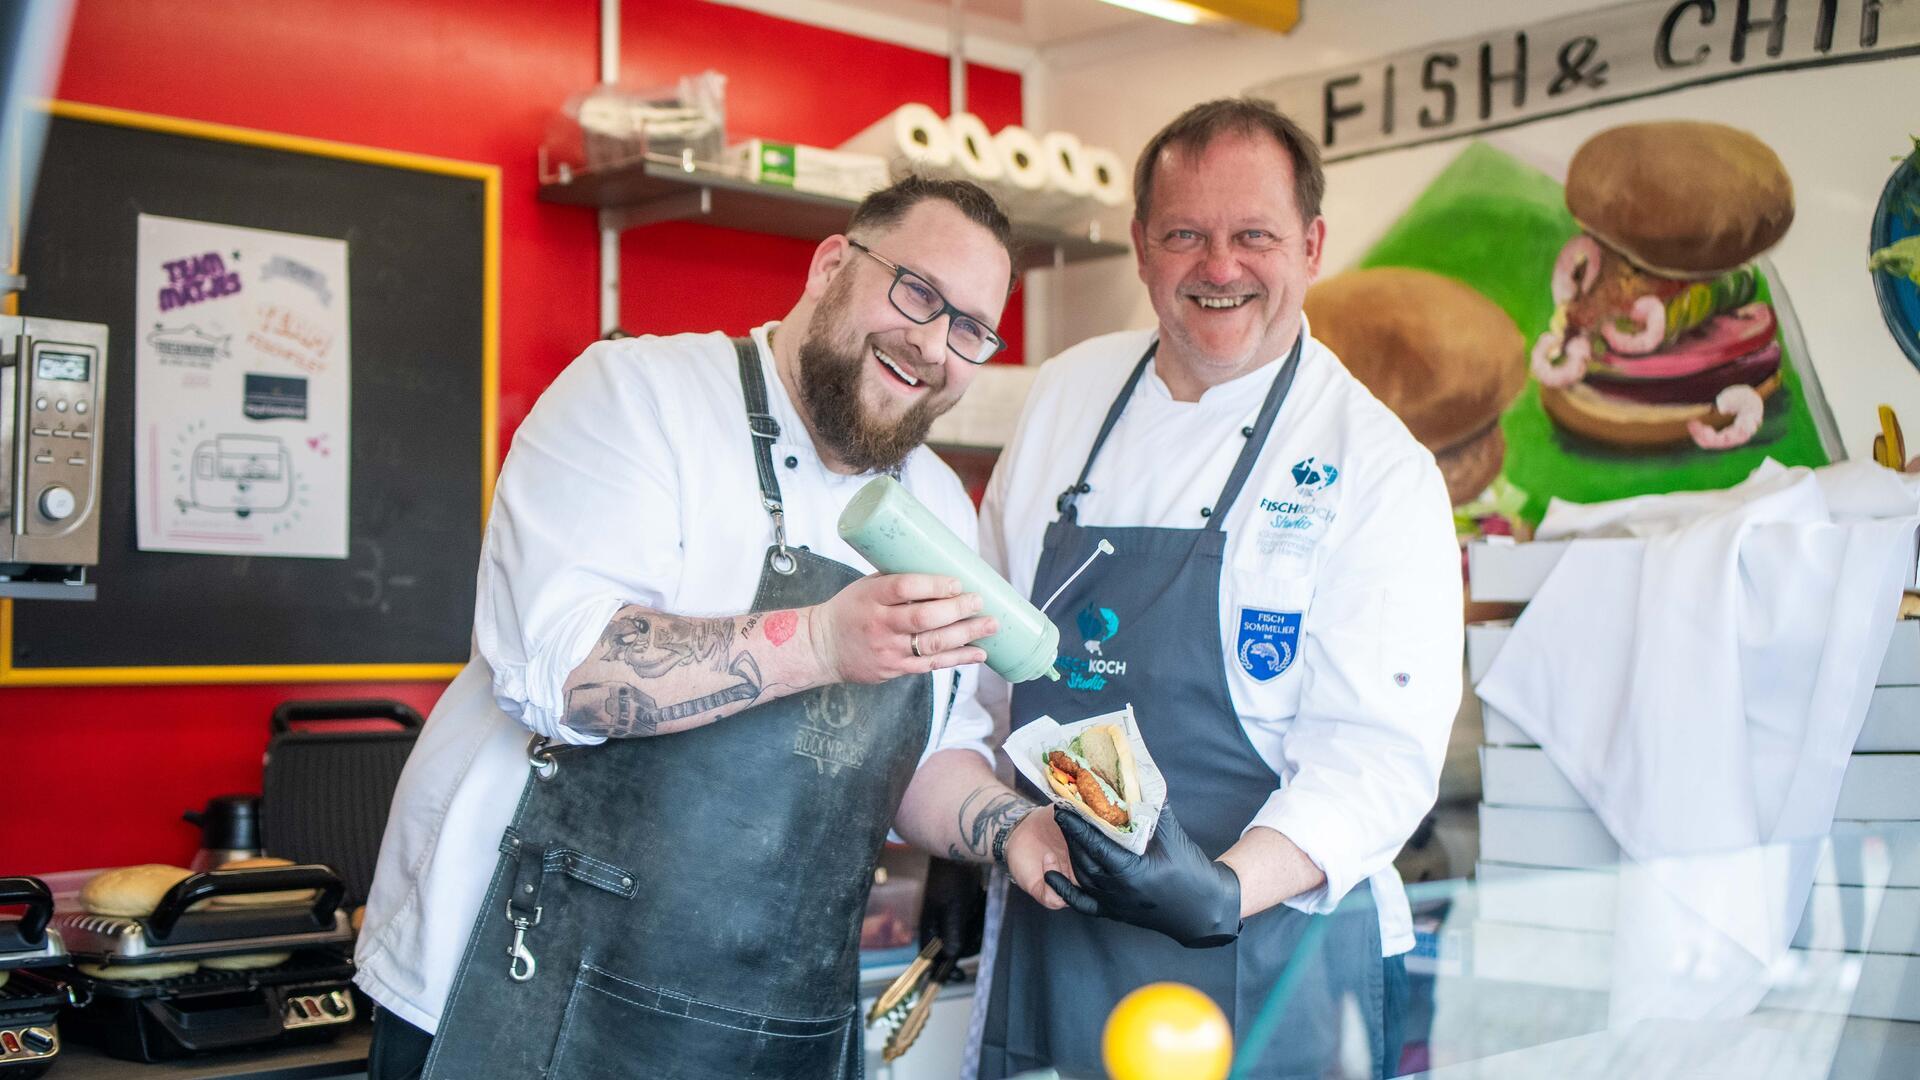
[
  {"xmin": 354, "ymin": 324, "xmax": 995, "ymax": 1034},
  {"xmin": 977, "ymin": 325, "xmax": 1464, "ymax": 955},
  {"xmin": 1476, "ymin": 459, "xmax": 1920, "ymax": 1026}
]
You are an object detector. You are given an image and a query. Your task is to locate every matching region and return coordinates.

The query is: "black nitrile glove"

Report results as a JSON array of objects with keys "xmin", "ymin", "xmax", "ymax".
[{"xmin": 1044, "ymin": 805, "xmax": 1242, "ymax": 948}]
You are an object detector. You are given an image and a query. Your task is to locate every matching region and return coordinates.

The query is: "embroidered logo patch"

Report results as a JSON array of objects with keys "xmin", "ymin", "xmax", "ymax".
[
  {"xmin": 1290, "ymin": 456, "xmax": 1339, "ymax": 493},
  {"xmin": 1236, "ymin": 608, "xmax": 1301, "ymax": 682}
]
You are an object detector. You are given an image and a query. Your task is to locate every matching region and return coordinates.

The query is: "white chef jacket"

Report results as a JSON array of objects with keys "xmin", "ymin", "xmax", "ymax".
[
  {"xmin": 977, "ymin": 324, "xmax": 1462, "ymax": 955},
  {"xmin": 355, "ymin": 324, "xmax": 995, "ymax": 1033}
]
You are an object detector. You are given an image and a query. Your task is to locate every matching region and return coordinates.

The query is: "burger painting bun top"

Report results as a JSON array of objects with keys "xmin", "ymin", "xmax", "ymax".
[
  {"xmin": 1566, "ymin": 121, "xmax": 1794, "ymax": 277},
  {"xmin": 1534, "ymin": 121, "xmax": 1797, "ymax": 453},
  {"xmin": 1305, "ymin": 267, "xmax": 1525, "ymax": 505}
]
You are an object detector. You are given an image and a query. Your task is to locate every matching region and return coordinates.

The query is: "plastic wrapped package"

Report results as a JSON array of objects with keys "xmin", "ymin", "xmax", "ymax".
[{"xmin": 547, "ymin": 70, "xmax": 727, "ymax": 174}]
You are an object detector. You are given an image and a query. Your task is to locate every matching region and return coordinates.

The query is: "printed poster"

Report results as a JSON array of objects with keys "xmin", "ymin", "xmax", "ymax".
[{"xmin": 134, "ymin": 214, "xmax": 350, "ymax": 557}]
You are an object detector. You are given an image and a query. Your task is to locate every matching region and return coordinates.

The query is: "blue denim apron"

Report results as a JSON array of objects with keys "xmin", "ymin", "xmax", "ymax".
[
  {"xmin": 422, "ymin": 339, "xmax": 930, "ymax": 1079},
  {"xmin": 977, "ymin": 337, "xmax": 1389, "ymax": 1079}
]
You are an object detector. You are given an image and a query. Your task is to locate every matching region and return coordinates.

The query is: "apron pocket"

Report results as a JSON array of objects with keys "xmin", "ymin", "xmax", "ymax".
[{"xmin": 548, "ymin": 960, "xmax": 855, "ymax": 1080}]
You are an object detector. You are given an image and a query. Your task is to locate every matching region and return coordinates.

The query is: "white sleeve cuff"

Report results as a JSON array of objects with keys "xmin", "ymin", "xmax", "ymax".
[
  {"xmin": 490, "ymin": 595, "xmax": 625, "ymax": 747},
  {"xmin": 1246, "ymin": 789, "xmax": 1366, "ymax": 915}
]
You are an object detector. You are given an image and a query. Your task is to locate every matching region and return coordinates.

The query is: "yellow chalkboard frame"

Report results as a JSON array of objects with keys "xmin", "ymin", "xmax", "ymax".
[{"xmin": 0, "ymin": 101, "xmax": 499, "ymax": 686}]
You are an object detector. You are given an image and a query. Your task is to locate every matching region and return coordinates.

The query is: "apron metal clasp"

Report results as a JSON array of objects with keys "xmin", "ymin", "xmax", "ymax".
[{"xmin": 506, "ymin": 902, "xmax": 542, "ymax": 982}]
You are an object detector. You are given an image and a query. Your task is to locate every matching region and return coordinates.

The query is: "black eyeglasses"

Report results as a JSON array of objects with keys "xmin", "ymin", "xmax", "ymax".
[{"xmin": 847, "ymin": 240, "xmax": 1004, "ymax": 365}]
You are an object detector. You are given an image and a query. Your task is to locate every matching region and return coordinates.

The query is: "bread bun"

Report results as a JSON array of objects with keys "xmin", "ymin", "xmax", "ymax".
[
  {"xmin": 1540, "ymin": 374, "xmax": 1780, "ymax": 448},
  {"xmin": 1041, "ymin": 724, "xmax": 1140, "ymax": 829},
  {"xmin": 80, "ymin": 864, "xmax": 194, "ymax": 917},
  {"xmin": 201, "ymin": 951, "xmax": 293, "ymax": 971},
  {"xmin": 78, "ymin": 960, "xmax": 199, "ymax": 981},
  {"xmin": 1436, "ymin": 423, "xmax": 1506, "ymax": 506},
  {"xmin": 208, "ymin": 857, "xmax": 318, "ymax": 908},
  {"xmin": 1304, "ymin": 268, "xmax": 1527, "ymax": 457},
  {"xmin": 1566, "ymin": 121, "xmax": 1793, "ymax": 277}
]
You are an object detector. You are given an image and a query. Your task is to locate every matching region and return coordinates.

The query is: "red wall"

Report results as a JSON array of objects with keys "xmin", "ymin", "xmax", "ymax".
[{"xmin": 3, "ymin": 0, "xmax": 1023, "ymax": 874}]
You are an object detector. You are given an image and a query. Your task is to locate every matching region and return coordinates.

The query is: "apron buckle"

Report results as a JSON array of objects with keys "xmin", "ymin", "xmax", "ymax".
[
  {"xmin": 527, "ymin": 736, "xmax": 559, "ymax": 781},
  {"xmin": 506, "ymin": 903, "xmax": 542, "ymax": 982}
]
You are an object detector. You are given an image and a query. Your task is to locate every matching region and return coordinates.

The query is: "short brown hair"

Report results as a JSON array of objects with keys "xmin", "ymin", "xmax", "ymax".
[
  {"xmin": 849, "ymin": 175, "xmax": 1018, "ymax": 292},
  {"xmin": 1133, "ymin": 98, "xmax": 1325, "ymax": 227}
]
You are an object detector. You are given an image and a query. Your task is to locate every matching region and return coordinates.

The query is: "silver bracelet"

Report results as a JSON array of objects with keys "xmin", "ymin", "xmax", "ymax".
[{"xmin": 991, "ymin": 804, "xmax": 1037, "ymax": 871}]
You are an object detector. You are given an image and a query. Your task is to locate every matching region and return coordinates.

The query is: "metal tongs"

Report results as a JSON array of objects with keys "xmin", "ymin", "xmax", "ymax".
[{"xmin": 865, "ymin": 937, "xmax": 956, "ymax": 1062}]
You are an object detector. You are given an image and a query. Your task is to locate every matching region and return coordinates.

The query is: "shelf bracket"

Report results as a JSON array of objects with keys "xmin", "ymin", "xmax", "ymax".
[{"xmin": 604, "ymin": 186, "xmax": 713, "ymax": 234}]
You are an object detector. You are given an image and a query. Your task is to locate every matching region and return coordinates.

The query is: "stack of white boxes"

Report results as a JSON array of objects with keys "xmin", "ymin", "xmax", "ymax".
[{"xmin": 1464, "ymin": 539, "xmax": 1920, "ymax": 1041}]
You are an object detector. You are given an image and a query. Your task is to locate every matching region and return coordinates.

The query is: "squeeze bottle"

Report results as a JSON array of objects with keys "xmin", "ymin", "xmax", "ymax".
[{"xmin": 838, "ymin": 476, "xmax": 1061, "ymax": 683}]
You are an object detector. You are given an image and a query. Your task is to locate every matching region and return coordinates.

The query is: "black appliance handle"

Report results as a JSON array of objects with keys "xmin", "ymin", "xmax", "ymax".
[
  {"xmin": 143, "ymin": 993, "xmax": 287, "ymax": 1052},
  {"xmin": 0, "ymin": 876, "xmax": 53, "ymax": 947},
  {"xmin": 147, "ymin": 865, "xmax": 345, "ymax": 940},
  {"xmin": 271, "ymin": 698, "xmax": 424, "ymax": 735}
]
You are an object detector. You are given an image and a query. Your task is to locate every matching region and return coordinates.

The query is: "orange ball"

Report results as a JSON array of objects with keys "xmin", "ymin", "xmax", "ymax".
[{"xmin": 1102, "ymin": 981, "xmax": 1233, "ymax": 1080}]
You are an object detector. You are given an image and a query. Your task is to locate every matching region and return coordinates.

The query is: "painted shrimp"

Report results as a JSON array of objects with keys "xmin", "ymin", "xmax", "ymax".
[
  {"xmin": 1687, "ymin": 384, "xmax": 1764, "ymax": 450},
  {"xmin": 1601, "ymin": 295, "xmax": 1668, "ymax": 356},
  {"xmin": 1531, "ymin": 329, "xmax": 1590, "ymax": 388},
  {"xmin": 1551, "ymin": 235, "xmax": 1603, "ymax": 305}
]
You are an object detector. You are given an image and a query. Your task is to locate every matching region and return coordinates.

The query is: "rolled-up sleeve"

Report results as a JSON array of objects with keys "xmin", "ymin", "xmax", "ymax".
[
  {"xmin": 473, "ymin": 342, "xmax": 680, "ymax": 745},
  {"xmin": 1247, "ymin": 451, "xmax": 1463, "ymax": 912}
]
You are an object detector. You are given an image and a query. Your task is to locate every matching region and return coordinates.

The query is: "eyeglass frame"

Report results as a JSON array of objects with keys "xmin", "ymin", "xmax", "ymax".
[{"xmin": 846, "ymin": 239, "xmax": 1005, "ymax": 365}]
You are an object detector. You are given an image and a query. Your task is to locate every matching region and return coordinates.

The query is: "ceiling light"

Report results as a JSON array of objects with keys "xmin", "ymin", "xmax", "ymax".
[{"xmin": 1094, "ymin": 0, "xmax": 1300, "ymax": 34}]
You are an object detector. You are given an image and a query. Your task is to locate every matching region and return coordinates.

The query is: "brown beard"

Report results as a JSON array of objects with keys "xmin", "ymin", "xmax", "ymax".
[{"xmin": 796, "ymin": 274, "xmax": 942, "ymax": 473}]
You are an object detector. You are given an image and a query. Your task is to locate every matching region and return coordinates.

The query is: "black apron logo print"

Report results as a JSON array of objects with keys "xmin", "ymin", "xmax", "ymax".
[{"xmin": 794, "ymin": 683, "xmax": 867, "ymax": 774}]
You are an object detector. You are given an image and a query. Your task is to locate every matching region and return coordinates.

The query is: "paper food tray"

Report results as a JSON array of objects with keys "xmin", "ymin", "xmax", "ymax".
[{"xmin": 1006, "ymin": 703, "xmax": 1166, "ymax": 855}]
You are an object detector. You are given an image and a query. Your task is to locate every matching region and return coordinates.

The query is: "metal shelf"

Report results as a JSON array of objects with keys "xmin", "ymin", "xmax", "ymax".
[{"xmin": 538, "ymin": 152, "xmax": 1131, "ymax": 272}]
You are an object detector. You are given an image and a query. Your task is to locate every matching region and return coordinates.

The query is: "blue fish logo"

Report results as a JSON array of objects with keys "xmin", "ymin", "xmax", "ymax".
[
  {"xmin": 1076, "ymin": 603, "xmax": 1119, "ymax": 656},
  {"xmin": 1291, "ymin": 457, "xmax": 1338, "ymax": 493}
]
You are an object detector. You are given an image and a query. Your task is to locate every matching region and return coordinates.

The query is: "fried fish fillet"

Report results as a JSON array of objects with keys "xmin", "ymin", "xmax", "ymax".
[{"xmin": 1047, "ymin": 750, "xmax": 1130, "ymax": 828}]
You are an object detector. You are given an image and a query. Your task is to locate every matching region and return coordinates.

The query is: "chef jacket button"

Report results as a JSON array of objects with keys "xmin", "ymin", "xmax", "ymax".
[
  {"xmin": 1241, "ymin": 426, "xmax": 1254, "ymax": 437},
  {"xmin": 784, "ymin": 455, "xmax": 798, "ymax": 469},
  {"xmin": 1200, "ymin": 507, "xmax": 1213, "ymax": 518}
]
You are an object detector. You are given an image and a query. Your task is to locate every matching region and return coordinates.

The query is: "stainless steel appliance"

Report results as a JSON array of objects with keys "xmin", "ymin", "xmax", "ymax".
[
  {"xmin": 0, "ymin": 877, "xmax": 71, "ymax": 1078},
  {"xmin": 0, "ymin": 316, "xmax": 108, "ymax": 599},
  {"xmin": 51, "ymin": 864, "xmax": 357, "ymax": 1062}
]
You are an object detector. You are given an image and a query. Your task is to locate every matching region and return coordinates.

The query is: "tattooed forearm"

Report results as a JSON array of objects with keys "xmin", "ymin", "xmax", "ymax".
[
  {"xmin": 561, "ymin": 606, "xmax": 811, "ymax": 739},
  {"xmin": 946, "ymin": 785, "xmax": 1033, "ymax": 864}
]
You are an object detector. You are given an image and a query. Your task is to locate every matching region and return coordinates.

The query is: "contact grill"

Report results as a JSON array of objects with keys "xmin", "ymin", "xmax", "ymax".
[
  {"xmin": 49, "ymin": 864, "xmax": 359, "ymax": 1063},
  {"xmin": 0, "ymin": 878, "xmax": 70, "ymax": 1078}
]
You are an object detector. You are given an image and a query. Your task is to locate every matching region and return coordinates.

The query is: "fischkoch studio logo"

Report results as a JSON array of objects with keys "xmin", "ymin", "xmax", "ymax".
[
  {"xmin": 1060, "ymin": 602, "xmax": 1126, "ymax": 691},
  {"xmin": 1077, "ymin": 604, "xmax": 1118, "ymax": 656},
  {"xmin": 1291, "ymin": 456, "xmax": 1339, "ymax": 494}
]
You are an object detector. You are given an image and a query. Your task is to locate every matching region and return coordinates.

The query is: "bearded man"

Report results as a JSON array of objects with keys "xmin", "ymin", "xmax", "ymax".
[{"xmin": 355, "ymin": 177, "xmax": 1075, "ymax": 1080}]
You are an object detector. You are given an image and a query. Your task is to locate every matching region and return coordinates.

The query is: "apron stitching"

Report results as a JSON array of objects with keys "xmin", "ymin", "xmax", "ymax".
[{"xmin": 577, "ymin": 980, "xmax": 852, "ymax": 1038}]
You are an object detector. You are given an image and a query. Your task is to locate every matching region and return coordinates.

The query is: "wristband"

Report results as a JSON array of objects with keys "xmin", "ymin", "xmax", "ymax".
[{"xmin": 991, "ymin": 804, "xmax": 1036, "ymax": 871}]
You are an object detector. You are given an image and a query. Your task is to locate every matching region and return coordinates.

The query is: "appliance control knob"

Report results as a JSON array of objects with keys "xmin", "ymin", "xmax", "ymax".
[
  {"xmin": 325, "ymin": 990, "xmax": 352, "ymax": 1016},
  {"xmin": 38, "ymin": 485, "xmax": 76, "ymax": 521},
  {"xmin": 20, "ymin": 1027, "xmax": 55, "ymax": 1054}
]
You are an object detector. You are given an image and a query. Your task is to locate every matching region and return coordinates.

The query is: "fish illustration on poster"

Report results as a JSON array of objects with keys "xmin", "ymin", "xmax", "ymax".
[{"xmin": 134, "ymin": 214, "xmax": 351, "ymax": 558}]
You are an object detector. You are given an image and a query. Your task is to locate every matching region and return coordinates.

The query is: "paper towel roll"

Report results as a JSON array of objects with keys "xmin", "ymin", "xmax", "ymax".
[
  {"xmin": 838, "ymin": 103, "xmax": 953, "ymax": 178},
  {"xmin": 1040, "ymin": 131, "xmax": 1094, "ymax": 197},
  {"xmin": 993, "ymin": 126, "xmax": 1049, "ymax": 192},
  {"xmin": 947, "ymin": 113, "xmax": 1005, "ymax": 183},
  {"xmin": 1082, "ymin": 146, "xmax": 1130, "ymax": 207}
]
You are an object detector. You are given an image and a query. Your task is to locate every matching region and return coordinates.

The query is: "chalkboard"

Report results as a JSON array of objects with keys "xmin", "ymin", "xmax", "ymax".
[{"xmin": 1, "ymin": 103, "xmax": 497, "ymax": 683}]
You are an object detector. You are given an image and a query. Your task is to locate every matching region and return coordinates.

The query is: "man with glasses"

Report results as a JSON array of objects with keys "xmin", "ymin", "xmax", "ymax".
[
  {"xmin": 972, "ymin": 99, "xmax": 1462, "ymax": 1078},
  {"xmin": 356, "ymin": 176, "xmax": 1074, "ymax": 1080}
]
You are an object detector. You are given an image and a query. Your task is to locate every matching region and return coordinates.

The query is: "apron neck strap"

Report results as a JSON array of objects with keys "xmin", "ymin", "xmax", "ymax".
[
  {"xmin": 733, "ymin": 336, "xmax": 796, "ymax": 571},
  {"xmin": 1056, "ymin": 333, "xmax": 1307, "ymax": 530},
  {"xmin": 1055, "ymin": 340, "xmax": 1158, "ymax": 522},
  {"xmin": 1204, "ymin": 331, "xmax": 1305, "ymax": 531}
]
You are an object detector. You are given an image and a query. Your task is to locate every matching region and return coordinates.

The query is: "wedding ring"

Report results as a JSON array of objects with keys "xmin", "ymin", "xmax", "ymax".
[{"xmin": 910, "ymin": 632, "xmax": 924, "ymax": 658}]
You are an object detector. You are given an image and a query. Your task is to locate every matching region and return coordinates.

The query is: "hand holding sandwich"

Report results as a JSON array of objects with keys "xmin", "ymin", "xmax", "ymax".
[{"xmin": 1044, "ymin": 806, "xmax": 1241, "ymax": 949}]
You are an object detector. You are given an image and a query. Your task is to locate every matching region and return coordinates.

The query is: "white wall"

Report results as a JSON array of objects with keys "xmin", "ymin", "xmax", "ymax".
[{"xmin": 1033, "ymin": 0, "xmax": 1920, "ymax": 461}]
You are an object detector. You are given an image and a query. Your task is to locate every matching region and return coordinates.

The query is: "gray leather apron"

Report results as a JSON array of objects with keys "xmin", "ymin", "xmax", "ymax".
[
  {"xmin": 422, "ymin": 338, "xmax": 931, "ymax": 1079},
  {"xmin": 977, "ymin": 337, "xmax": 1390, "ymax": 1080}
]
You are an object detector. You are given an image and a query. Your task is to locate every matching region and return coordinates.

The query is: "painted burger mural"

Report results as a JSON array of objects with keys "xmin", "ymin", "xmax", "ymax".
[{"xmin": 1530, "ymin": 121, "xmax": 1795, "ymax": 452}]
